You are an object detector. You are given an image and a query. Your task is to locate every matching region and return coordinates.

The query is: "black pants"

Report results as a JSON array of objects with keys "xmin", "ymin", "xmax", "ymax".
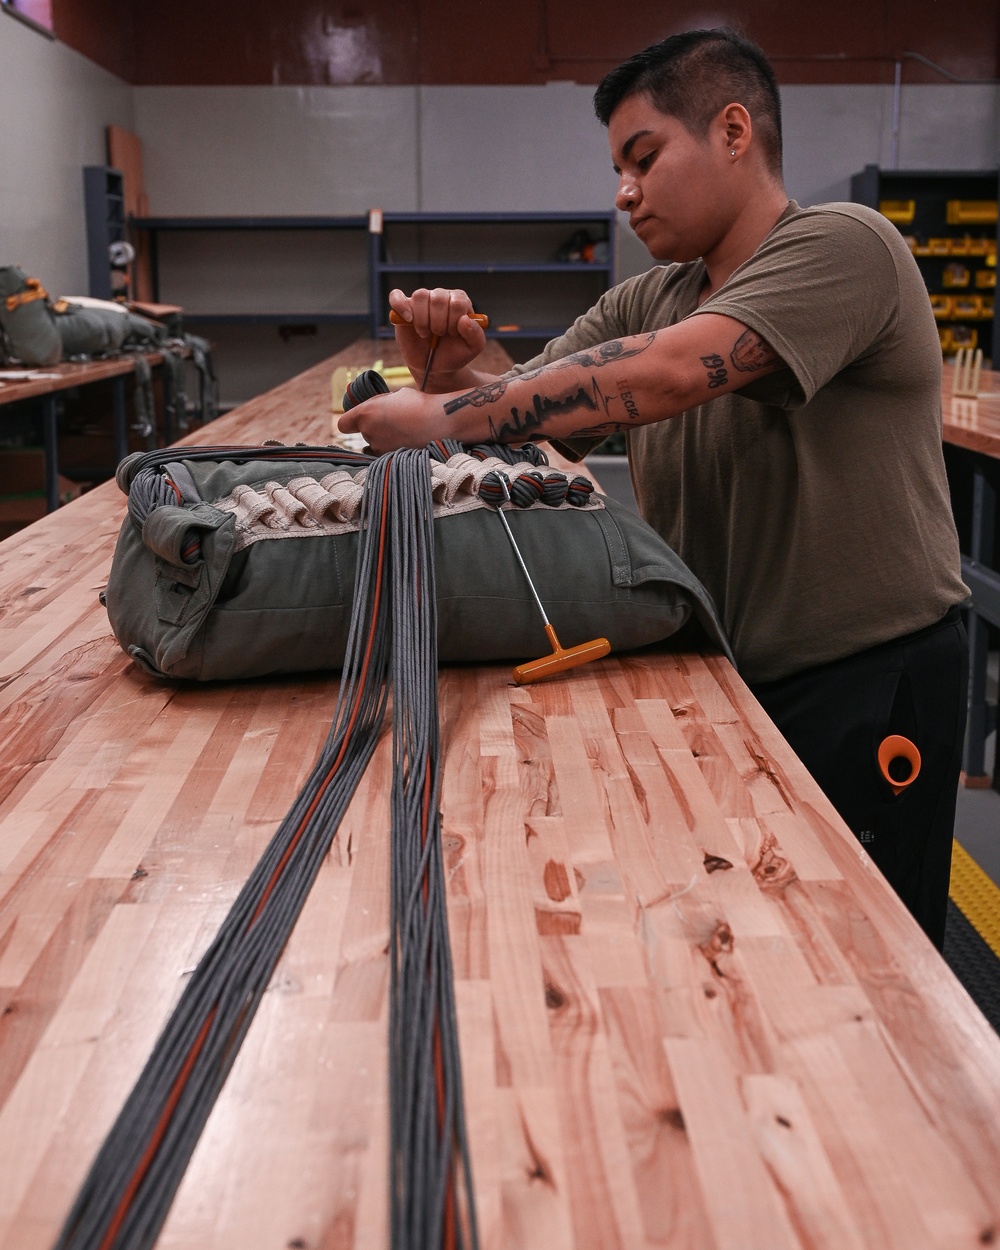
[{"xmin": 750, "ymin": 606, "xmax": 968, "ymax": 949}]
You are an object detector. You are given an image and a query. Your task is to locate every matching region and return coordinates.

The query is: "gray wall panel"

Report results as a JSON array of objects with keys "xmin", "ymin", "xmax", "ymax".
[
  {"xmin": 0, "ymin": 12, "xmax": 133, "ymax": 294},
  {"xmin": 132, "ymin": 80, "xmax": 999, "ymax": 284},
  {"xmin": 133, "ymin": 86, "xmax": 419, "ymax": 216}
]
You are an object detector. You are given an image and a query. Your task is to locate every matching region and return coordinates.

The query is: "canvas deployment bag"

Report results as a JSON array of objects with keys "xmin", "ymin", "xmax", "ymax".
[
  {"xmin": 103, "ymin": 442, "xmax": 733, "ymax": 681},
  {"xmin": 0, "ymin": 267, "xmax": 62, "ymax": 365},
  {"xmin": 53, "ymin": 300, "xmax": 164, "ymax": 358},
  {"xmin": 0, "ymin": 270, "xmax": 164, "ymax": 362},
  {"xmin": 0, "ymin": 269, "xmax": 218, "ymax": 433}
]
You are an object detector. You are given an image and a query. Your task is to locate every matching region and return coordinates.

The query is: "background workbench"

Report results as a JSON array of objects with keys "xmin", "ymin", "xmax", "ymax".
[
  {"xmin": 0, "ymin": 340, "xmax": 999, "ymax": 1250},
  {"xmin": 0, "ymin": 349, "xmax": 193, "ymax": 514}
]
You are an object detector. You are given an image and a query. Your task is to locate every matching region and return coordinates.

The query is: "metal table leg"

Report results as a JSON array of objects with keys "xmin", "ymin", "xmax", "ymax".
[
  {"xmin": 161, "ymin": 359, "xmax": 174, "ymax": 446},
  {"xmin": 41, "ymin": 394, "xmax": 60, "ymax": 513},
  {"xmin": 112, "ymin": 374, "xmax": 128, "ymax": 465},
  {"xmin": 198, "ymin": 362, "xmax": 209, "ymax": 424},
  {"xmin": 962, "ymin": 458, "xmax": 997, "ymax": 784}
]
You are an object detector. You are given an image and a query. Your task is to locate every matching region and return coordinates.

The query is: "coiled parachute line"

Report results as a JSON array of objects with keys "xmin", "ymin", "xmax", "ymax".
[
  {"xmin": 126, "ymin": 468, "xmax": 181, "ymax": 537},
  {"xmin": 55, "ymin": 449, "xmax": 478, "ymax": 1250},
  {"xmin": 425, "ymin": 439, "xmax": 593, "ymax": 508}
]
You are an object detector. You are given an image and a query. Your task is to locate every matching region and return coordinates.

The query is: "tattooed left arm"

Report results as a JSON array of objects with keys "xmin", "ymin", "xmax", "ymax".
[{"xmin": 338, "ymin": 313, "xmax": 786, "ymax": 451}]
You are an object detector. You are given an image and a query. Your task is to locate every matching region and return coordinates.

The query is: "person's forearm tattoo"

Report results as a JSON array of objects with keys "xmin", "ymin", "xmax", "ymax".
[
  {"xmin": 517, "ymin": 333, "xmax": 657, "ymax": 382},
  {"xmin": 485, "ymin": 380, "xmax": 604, "ymax": 442},
  {"xmin": 617, "ymin": 379, "xmax": 639, "ymax": 420},
  {"xmin": 568, "ymin": 421, "xmax": 631, "ymax": 437},
  {"xmin": 445, "ymin": 354, "xmax": 646, "ymax": 443},
  {"xmin": 444, "ymin": 333, "xmax": 657, "ymax": 416},
  {"xmin": 442, "ymin": 378, "xmax": 509, "ymax": 411}
]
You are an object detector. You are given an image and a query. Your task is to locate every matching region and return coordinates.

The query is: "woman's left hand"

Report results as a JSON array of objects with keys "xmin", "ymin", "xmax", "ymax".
[{"xmin": 338, "ymin": 388, "xmax": 452, "ymax": 453}]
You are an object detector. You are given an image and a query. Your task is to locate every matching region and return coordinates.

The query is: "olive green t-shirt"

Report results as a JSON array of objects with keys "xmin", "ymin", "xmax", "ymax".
[{"xmin": 509, "ymin": 201, "xmax": 968, "ymax": 683}]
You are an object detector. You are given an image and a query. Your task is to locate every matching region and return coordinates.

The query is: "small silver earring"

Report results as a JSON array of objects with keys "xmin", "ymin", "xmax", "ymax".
[{"xmin": 730, "ymin": 149, "xmax": 736, "ymax": 156}]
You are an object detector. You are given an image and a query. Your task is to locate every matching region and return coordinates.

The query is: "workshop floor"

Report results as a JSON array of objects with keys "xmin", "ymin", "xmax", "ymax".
[
  {"xmin": 948, "ymin": 647, "xmax": 1000, "ymax": 1031},
  {"xmin": 955, "ymin": 720, "xmax": 1000, "ymax": 883}
]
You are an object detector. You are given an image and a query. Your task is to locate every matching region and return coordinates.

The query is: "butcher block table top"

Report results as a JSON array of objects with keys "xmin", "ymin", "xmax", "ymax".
[
  {"xmin": 1, "ymin": 340, "xmax": 999, "ymax": 1250},
  {"xmin": 942, "ymin": 360, "xmax": 1000, "ymax": 457},
  {"xmin": 0, "ymin": 351, "xmax": 183, "ymax": 407}
]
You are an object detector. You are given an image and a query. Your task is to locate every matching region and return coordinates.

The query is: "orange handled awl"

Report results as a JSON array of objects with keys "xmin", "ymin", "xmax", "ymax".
[
  {"xmin": 492, "ymin": 476, "xmax": 610, "ymax": 684},
  {"xmin": 388, "ymin": 309, "xmax": 489, "ymax": 391}
]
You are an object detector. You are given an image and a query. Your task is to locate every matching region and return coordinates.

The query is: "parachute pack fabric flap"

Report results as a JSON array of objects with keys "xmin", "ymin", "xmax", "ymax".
[{"xmin": 103, "ymin": 441, "xmax": 733, "ymax": 681}]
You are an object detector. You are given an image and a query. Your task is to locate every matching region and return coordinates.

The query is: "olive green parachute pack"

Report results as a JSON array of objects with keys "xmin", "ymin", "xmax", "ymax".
[
  {"xmin": 0, "ymin": 266, "xmax": 218, "ymax": 427},
  {"xmin": 103, "ymin": 441, "xmax": 733, "ymax": 681},
  {"xmin": 0, "ymin": 265, "xmax": 162, "ymax": 363}
]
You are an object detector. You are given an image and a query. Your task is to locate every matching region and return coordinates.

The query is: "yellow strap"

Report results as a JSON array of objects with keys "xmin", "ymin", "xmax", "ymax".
[{"xmin": 5, "ymin": 278, "xmax": 49, "ymax": 313}]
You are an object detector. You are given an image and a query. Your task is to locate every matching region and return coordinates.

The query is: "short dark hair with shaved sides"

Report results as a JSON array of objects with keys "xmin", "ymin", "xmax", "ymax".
[{"xmin": 594, "ymin": 28, "xmax": 783, "ymax": 176}]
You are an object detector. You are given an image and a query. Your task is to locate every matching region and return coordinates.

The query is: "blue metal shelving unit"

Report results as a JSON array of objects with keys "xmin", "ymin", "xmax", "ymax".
[
  {"xmin": 83, "ymin": 166, "xmax": 127, "ymax": 300},
  {"xmin": 132, "ymin": 215, "xmax": 370, "ymax": 326},
  {"xmin": 129, "ymin": 211, "xmax": 617, "ymax": 344},
  {"xmin": 367, "ymin": 210, "xmax": 617, "ymax": 341}
]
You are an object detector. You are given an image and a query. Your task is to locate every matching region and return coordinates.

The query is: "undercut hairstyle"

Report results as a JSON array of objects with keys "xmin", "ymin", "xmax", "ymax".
[{"xmin": 594, "ymin": 28, "xmax": 783, "ymax": 176}]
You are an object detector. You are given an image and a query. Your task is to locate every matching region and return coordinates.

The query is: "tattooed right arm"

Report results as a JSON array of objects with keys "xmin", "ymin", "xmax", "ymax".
[{"xmin": 339, "ymin": 313, "xmax": 786, "ymax": 452}]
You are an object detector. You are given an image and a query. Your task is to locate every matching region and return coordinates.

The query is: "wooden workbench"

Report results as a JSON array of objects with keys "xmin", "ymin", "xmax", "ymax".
[
  {"xmin": 942, "ymin": 359, "xmax": 998, "ymax": 457},
  {"xmin": 1, "ymin": 342, "xmax": 999, "ymax": 1250},
  {"xmin": 0, "ymin": 355, "xmax": 162, "ymax": 405}
]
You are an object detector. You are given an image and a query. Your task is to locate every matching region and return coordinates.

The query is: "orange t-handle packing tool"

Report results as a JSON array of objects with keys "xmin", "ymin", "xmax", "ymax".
[
  {"xmin": 492, "ymin": 476, "xmax": 610, "ymax": 684},
  {"xmin": 389, "ymin": 308, "xmax": 489, "ymax": 390}
]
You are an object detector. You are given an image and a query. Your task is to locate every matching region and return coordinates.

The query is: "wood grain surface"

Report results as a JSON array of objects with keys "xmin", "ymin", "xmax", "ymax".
[
  {"xmin": 0, "ymin": 352, "xmax": 181, "ymax": 408},
  {"xmin": 942, "ymin": 360, "xmax": 1000, "ymax": 457},
  {"xmin": 0, "ymin": 341, "xmax": 998, "ymax": 1250}
]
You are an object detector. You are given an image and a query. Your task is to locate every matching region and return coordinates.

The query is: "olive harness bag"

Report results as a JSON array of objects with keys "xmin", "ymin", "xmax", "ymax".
[{"xmin": 103, "ymin": 440, "xmax": 733, "ymax": 680}]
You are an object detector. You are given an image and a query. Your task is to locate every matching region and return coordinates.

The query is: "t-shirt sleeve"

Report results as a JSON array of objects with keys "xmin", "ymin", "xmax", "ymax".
[{"xmin": 693, "ymin": 209, "xmax": 900, "ymax": 407}]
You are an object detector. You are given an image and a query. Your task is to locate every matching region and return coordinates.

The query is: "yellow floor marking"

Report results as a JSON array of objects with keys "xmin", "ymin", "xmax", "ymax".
[{"xmin": 950, "ymin": 841, "xmax": 1000, "ymax": 960}]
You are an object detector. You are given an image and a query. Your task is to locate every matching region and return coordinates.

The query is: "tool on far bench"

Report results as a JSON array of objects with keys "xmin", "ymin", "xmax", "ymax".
[
  {"xmin": 492, "ymin": 475, "xmax": 610, "ymax": 685},
  {"xmin": 389, "ymin": 308, "xmax": 489, "ymax": 391}
]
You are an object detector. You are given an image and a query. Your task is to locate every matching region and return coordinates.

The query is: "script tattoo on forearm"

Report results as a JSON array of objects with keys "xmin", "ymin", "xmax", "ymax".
[
  {"xmin": 700, "ymin": 353, "xmax": 728, "ymax": 389},
  {"xmin": 730, "ymin": 329, "xmax": 780, "ymax": 373},
  {"xmin": 617, "ymin": 378, "xmax": 640, "ymax": 420}
]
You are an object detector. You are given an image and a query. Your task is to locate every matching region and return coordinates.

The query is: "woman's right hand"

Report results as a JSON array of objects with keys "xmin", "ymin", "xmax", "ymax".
[{"xmin": 388, "ymin": 287, "xmax": 487, "ymax": 387}]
